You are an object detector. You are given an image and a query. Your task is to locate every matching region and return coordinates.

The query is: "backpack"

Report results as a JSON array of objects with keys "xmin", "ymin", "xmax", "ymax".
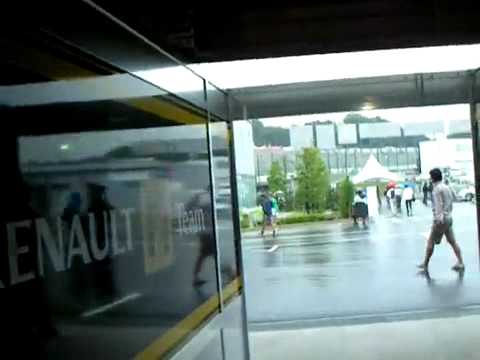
[{"xmin": 262, "ymin": 199, "xmax": 273, "ymax": 215}]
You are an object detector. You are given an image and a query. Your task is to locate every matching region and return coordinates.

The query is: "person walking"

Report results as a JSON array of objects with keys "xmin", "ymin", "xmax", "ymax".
[
  {"xmin": 389, "ymin": 187, "xmax": 396, "ymax": 214},
  {"xmin": 418, "ymin": 168, "xmax": 465, "ymax": 271},
  {"xmin": 422, "ymin": 182, "xmax": 429, "ymax": 205},
  {"xmin": 384, "ymin": 188, "xmax": 392, "ymax": 215},
  {"xmin": 394, "ymin": 185, "xmax": 403, "ymax": 215},
  {"xmin": 403, "ymin": 184, "xmax": 414, "ymax": 216},
  {"xmin": 271, "ymin": 195, "xmax": 280, "ymax": 234},
  {"xmin": 260, "ymin": 193, "xmax": 277, "ymax": 237}
]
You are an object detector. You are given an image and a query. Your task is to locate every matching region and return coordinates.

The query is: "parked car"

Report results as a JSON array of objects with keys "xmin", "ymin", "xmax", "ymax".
[
  {"xmin": 457, "ymin": 186, "xmax": 475, "ymax": 202},
  {"xmin": 451, "ymin": 184, "xmax": 475, "ymax": 202}
]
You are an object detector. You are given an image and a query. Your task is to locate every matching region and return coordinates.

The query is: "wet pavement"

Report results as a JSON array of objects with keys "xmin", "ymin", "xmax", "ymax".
[
  {"xmin": 251, "ymin": 314, "xmax": 480, "ymax": 360},
  {"xmin": 242, "ymin": 202, "xmax": 480, "ymax": 326}
]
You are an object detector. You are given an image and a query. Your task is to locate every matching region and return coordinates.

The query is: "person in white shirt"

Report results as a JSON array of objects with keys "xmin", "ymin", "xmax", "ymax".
[
  {"xmin": 418, "ymin": 168, "xmax": 464, "ymax": 271},
  {"xmin": 354, "ymin": 191, "xmax": 368, "ymax": 205},
  {"xmin": 352, "ymin": 190, "xmax": 368, "ymax": 226},
  {"xmin": 402, "ymin": 185, "xmax": 414, "ymax": 216},
  {"xmin": 387, "ymin": 188, "xmax": 396, "ymax": 214}
]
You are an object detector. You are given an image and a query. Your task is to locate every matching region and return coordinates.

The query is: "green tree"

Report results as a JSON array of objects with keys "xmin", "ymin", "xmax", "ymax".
[
  {"xmin": 251, "ymin": 119, "xmax": 291, "ymax": 147},
  {"xmin": 338, "ymin": 177, "xmax": 355, "ymax": 218},
  {"xmin": 295, "ymin": 148, "xmax": 330, "ymax": 213},
  {"xmin": 267, "ymin": 161, "xmax": 287, "ymax": 194},
  {"xmin": 343, "ymin": 113, "xmax": 388, "ymax": 124},
  {"xmin": 251, "ymin": 119, "xmax": 265, "ymax": 146},
  {"xmin": 285, "ymin": 190, "xmax": 295, "ymax": 211}
]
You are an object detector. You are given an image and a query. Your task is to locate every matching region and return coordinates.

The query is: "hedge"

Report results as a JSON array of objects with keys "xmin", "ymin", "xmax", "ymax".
[
  {"xmin": 240, "ymin": 210, "xmax": 339, "ymax": 228},
  {"xmin": 240, "ymin": 213, "xmax": 250, "ymax": 228},
  {"xmin": 278, "ymin": 211, "xmax": 338, "ymax": 225}
]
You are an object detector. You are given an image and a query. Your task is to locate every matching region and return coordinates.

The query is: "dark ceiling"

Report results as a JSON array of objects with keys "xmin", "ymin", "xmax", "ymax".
[{"xmin": 94, "ymin": 0, "xmax": 480, "ymax": 63}]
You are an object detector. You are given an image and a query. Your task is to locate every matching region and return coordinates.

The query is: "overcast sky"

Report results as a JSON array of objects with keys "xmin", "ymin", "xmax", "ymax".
[
  {"xmin": 137, "ymin": 44, "xmax": 480, "ymax": 94},
  {"xmin": 259, "ymin": 104, "xmax": 471, "ymax": 128},
  {"xmin": 191, "ymin": 44, "xmax": 480, "ymax": 89}
]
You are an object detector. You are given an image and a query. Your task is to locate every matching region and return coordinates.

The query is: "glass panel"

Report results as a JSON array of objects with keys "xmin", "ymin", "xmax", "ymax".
[
  {"xmin": 0, "ymin": 39, "xmax": 220, "ymax": 360},
  {"xmin": 207, "ymin": 82, "xmax": 229, "ymax": 121},
  {"xmin": 206, "ymin": 84, "xmax": 240, "ymax": 296},
  {"xmin": 205, "ymin": 86, "xmax": 249, "ymax": 360},
  {"xmin": 474, "ymin": 71, "xmax": 480, "ymax": 247},
  {"xmin": 213, "ymin": 94, "xmax": 251, "ymax": 359},
  {"xmin": 477, "ymin": 101, "xmax": 480, "ymax": 156}
]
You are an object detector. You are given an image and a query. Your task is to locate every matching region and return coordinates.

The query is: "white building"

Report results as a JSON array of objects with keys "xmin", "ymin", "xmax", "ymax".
[
  {"xmin": 233, "ymin": 121, "xmax": 255, "ymax": 176},
  {"xmin": 315, "ymin": 124, "xmax": 336, "ymax": 149},
  {"xmin": 290, "ymin": 125, "xmax": 314, "ymax": 150},
  {"xmin": 419, "ymin": 138, "xmax": 474, "ymax": 178},
  {"xmin": 233, "ymin": 121, "xmax": 256, "ymax": 208}
]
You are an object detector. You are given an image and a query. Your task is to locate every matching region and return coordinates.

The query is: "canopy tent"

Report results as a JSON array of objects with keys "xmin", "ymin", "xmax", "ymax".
[{"xmin": 353, "ymin": 154, "xmax": 401, "ymax": 184}]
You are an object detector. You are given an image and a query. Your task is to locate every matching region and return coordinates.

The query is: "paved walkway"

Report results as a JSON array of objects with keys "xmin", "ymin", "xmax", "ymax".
[{"xmin": 251, "ymin": 314, "xmax": 480, "ymax": 360}]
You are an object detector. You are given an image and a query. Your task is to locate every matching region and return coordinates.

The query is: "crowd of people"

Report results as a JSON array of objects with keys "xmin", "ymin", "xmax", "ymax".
[
  {"xmin": 383, "ymin": 183, "xmax": 417, "ymax": 217},
  {"xmin": 258, "ymin": 167, "xmax": 465, "ymax": 272},
  {"xmin": 260, "ymin": 178, "xmax": 441, "ymax": 235},
  {"xmin": 350, "ymin": 175, "xmax": 462, "ymax": 228},
  {"xmin": 351, "ymin": 180, "xmax": 420, "ymax": 227}
]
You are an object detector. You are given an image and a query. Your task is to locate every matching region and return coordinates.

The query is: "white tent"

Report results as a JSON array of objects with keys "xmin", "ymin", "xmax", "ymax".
[{"xmin": 353, "ymin": 154, "xmax": 401, "ymax": 184}]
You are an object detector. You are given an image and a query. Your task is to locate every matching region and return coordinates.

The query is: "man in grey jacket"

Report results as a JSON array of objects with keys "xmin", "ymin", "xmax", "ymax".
[{"xmin": 418, "ymin": 168, "xmax": 465, "ymax": 271}]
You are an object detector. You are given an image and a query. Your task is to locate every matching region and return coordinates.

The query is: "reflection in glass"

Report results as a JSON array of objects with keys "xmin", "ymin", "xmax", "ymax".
[
  {"xmin": 0, "ymin": 11, "xmax": 248, "ymax": 359},
  {"xmin": 9, "ymin": 122, "xmax": 223, "ymax": 359}
]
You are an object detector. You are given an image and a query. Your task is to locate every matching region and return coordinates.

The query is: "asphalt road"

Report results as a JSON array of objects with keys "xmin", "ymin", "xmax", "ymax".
[{"xmin": 242, "ymin": 202, "xmax": 480, "ymax": 327}]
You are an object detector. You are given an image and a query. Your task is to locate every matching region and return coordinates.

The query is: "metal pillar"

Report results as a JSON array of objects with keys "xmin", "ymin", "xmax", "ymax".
[
  {"xmin": 406, "ymin": 147, "xmax": 410, "ymax": 172},
  {"xmin": 204, "ymin": 81, "xmax": 224, "ymax": 311},
  {"xmin": 283, "ymin": 156, "xmax": 288, "ymax": 175},
  {"xmin": 354, "ymin": 148, "xmax": 357, "ymax": 171},
  {"xmin": 313, "ymin": 123, "xmax": 318, "ymax": 147},
  {"xmin": 336, "ymin": 150, "xmax": 340, "ymax": 172},
  {"xmin": 395, "ymin": 147, "xmax": 400, "ymax": 170},
  {"xmin": 226, "ymin": 97, "xmax": 251, "ymax": 360},
  {"xmin": 469, "ymin": 70, "xmax": 480, "ymax": 265}
]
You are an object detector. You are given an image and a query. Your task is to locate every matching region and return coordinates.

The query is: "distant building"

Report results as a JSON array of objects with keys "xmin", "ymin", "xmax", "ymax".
[
  {"xmin": 254, "ymin": 146, "xmax": 296, "ymax": 195},
  {"xmin": 285, "ymin": 123, "xmax": 420, "ymax": 182},
  {"xmin": 254, "ymin": 146, "xmax": 296, "ymax": 178},
  {"xmin": 290, "ymin": 125, "xmax": 314, "ymax": 150},
  {"xmin": 419, "ymin": 138, "xmax": 474, "ymax": 178},
  {"xmin": 233, "ymin": 121, "xmax": 256, "ymax": 208},
  {"xmin": 254, "ymin": 119, "xmax": 472, "ymax": 194}
]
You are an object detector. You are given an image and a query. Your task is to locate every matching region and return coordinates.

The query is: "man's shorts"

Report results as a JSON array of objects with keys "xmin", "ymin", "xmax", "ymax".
[
  {"xmin": 263, "ymin": 214, "xmax": 273, "ymax": 225},
  {"xmin": 430, "ymin": 218, "xmax": 454, "ymax": 245}
]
